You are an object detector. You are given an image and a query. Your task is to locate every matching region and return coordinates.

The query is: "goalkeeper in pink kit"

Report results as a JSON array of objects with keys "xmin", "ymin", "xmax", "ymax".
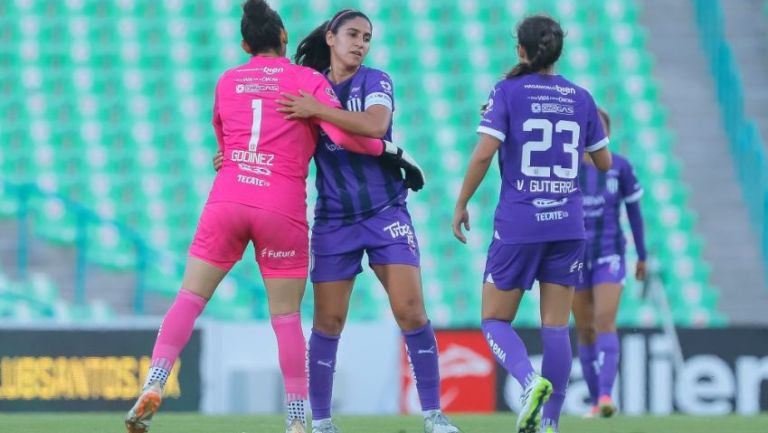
[{"xmin": 124, "ymin": 1, "xmax": 423, "ymax": 433}]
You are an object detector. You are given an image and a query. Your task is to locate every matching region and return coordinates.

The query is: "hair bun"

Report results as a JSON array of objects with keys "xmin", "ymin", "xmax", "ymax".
[{"xmin": 243, "ymin": 0, "xmax": 270, "ymax": 19}]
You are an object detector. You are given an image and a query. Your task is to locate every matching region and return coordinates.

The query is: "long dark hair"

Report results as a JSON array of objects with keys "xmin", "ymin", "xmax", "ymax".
[
  {"xmin": 506, "ymin": 15, "xmax": 564, "ymax": 78},
  {"xmin": 240, "ymin": 0, "xmax": 285, "ymax": 55},
  {"xmin": 294, "ymin": 9, "xmax": 372, "ymax": 72}
]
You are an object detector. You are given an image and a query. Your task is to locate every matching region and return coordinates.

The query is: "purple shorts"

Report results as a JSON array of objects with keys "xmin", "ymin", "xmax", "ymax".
[
  {"xmin": 310, "ymin": 205, "xmax": 420, "ymax": 283},
  {"xmin": 575, "ymin": 254, "xmax": 626, "ymax": 291},
  {"xmin": 483, "ymin": 239, "xmax": 585, "ymax": 290}
]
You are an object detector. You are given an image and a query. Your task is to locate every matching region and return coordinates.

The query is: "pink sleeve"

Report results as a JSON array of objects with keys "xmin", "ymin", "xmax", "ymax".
[
  {"xmin": 308, "ymin": 72, "xmax": 384, "ymax": 156},
  {"xmin": 212, "ymin": 78, "xmax": 225, "ymax": 152},
  {"xmin": 317, "ymin": 120, "xmax": 383, "ymax": 156}
]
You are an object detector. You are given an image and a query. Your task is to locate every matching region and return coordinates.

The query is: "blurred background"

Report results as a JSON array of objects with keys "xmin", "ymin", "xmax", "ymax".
[{"xmin": 0, "ymin": 0, "xmax": 766, "ymax": 420}]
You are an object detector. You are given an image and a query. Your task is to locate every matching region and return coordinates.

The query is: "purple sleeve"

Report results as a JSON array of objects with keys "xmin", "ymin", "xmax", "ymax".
[
  {"xmin": 619, "ymin": 158, "xmax": 644, "ymax": 203},
  {"xmin": 626, "ymin": 201, "xmax": 647, "ymax": 261},
  {"xmin": 584, "ymin": 94, "xmax": 608, "ymax": 152},
  {"xmin": 476, "ymin": 83, "xmax": 509, "ymax": 142},
  {"xmin": 363, "ymin": 70, "xmax": 394, "ymax": 112}
]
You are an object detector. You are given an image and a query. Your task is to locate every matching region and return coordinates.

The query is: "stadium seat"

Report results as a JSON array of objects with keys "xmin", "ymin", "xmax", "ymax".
[{"xmin": 0, "ymin": 0, "xmax": 723, "ymax": 326}]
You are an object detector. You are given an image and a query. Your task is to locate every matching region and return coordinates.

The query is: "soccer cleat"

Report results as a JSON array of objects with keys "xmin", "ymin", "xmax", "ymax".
[
  {"xmin": 582, "ymin": 405, "xmax": 600, "ymax": 418},
  {"xmin": 516, "ymin": 375, "xmax": 553, "ymax": 433},
  {"xmin": 286, "ymin": 418, "xmax": 306, "ymax": 433},
  {"xmin": 424, "ymin": 410, "xmax": 461, "ymax": 433},
  {"xmin": 598, "ymin": 395, "xmax": 617, "ymax": 418},
  {"xmin": 311, "ymin": 419, "xmax": 340, "ymax": 433},
  {"xmin": 285, "ymin": 399, "xmax": 307, "ymax": 433},
  {"xmin": 539, "ymin": 425, "xmax": 559, "ymax": 433},
  {"xmin": 125, "ymin": 382, "xmax": 162, "ymax": 433}
]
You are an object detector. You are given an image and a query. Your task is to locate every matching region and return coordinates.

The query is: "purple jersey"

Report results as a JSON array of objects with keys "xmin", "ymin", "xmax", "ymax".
[
  {"xmin": 478, "ymin": 74, "xmax": 608, "ymax": 244},
  {"xmin": 580, "ymin": 153, "xmax": 643, "ymax": 260},
  {"xmin": 313, "ymin": 66, "xmax": 406, "ymax": 230}
]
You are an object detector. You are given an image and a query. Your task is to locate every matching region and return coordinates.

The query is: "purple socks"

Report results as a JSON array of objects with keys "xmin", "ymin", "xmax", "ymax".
[
  {"xmin": 481, "ymin": 319, "xmax": 535, "ymax": 388},
  {"xmin": 578, "ymin": 343, "xmax": 599, "ymax": 406},
  {"xmin": 541, "ymin": 326, "xmax": 572, "ymax": 429},
  {"xmin": 597, "ymin": 332, "xmax": 619, "ymax": 397},
  {"xmin": 308, "ymin": 329, "xmax": 339, "ymax": 420},
  {"xmin": 403, "ymin": 321, "xmax": 441, "ymax": 411}
]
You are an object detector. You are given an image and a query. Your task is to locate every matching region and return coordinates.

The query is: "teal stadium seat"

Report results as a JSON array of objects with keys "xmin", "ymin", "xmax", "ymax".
[{"xmin": 0, "ymin": 0, "xmax": 724, "ymax": 326}]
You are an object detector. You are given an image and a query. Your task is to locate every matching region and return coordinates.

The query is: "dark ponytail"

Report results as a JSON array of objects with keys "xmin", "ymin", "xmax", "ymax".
[
  {"xmin": 294, "ymin": 21, "xmax": 332, "ymax": 71},
  {"xmin": 294, "ymin": 9, "xmax": 372, "ymax": 72},
  {"xmin": 506, "ymin": 15, "xmax": 564, "ymax": 78},
  {"xmin": 240, "ymin": 0, "xmax": 284, "ymax": 55}
]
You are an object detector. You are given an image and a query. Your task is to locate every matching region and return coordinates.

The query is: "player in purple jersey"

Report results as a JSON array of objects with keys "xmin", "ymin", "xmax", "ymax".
[
  {"xmin": 572, "ymin": 108, "xmax": 646, "ymax": 418},
  {"xmin": 274, "ymin": 9, "xmax": 459, "ymax": 433},
  {"xmin": 452, "ymin": 16, "xmax": 611, "ymax": 433}
]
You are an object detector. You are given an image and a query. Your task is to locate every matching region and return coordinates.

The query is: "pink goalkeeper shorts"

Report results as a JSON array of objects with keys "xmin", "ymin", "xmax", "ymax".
[{"xmin": 189, "ymin": 201, "xmax": 309, "ymax": 278}]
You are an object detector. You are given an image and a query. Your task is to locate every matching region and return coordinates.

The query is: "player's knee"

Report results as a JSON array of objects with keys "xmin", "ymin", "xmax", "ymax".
[
  {"xmin": 594, "ymin": 312, "xmax": 616, "ymax": 333},
  {"xmin": 313, "ymin": 313, "xmax": 346, "ymax": 336},
  {"xmin": 576, "ymin": 325, "xmax": 596, "ymax": 344},
  {"xmin": 392, "ymin": 302, "xmax": 427, "ymax": 330}
]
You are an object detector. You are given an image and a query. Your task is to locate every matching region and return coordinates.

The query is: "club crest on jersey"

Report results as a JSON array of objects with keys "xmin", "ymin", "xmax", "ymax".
[
  {"xmin": 325, "ymin": 87, "xmax": 340, "ymax": 103},
  {"xmin": 482, "ymin": 98, "xmax": 494, "ymax": 115}
]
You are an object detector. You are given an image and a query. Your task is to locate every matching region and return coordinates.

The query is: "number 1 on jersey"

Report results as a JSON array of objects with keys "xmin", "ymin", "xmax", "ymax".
[{"xmin": 248, "ymin": 99, "xmax": 262, "ymax": 152}]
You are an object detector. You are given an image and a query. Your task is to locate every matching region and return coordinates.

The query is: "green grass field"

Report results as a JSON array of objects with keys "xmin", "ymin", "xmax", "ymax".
[{"xmin": 2, "ymin": 413, "xmax": 768, "ymax": 433}]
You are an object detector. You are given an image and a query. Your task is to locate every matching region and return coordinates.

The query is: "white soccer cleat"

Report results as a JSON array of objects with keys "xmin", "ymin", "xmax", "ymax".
[
  {"xmin": 424, "ymin": 410, "xmax": 461, "ymax": 433},
  {"xmin": 516, "ymin": 375, "xmax": 553, "ymax": 433},
  {"xmin": 125, "ymin": 382, "xmax": 162, "ymax": 433},
  {"xmin": 286, "ymin": 418, "xmax": 306, "ymax": 433},
  {"xmin": 312, "ymin": 418, "xmax": 340, "ymax": 433}
]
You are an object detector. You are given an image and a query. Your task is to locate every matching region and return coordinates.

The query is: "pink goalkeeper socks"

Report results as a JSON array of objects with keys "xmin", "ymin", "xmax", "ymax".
[
  {"xmin": 271, "ymin": 312, "xmax": 308, "ymax": 400},
  {"xmin": 151, "ymin": 289, "xmax": 207, "ymax": 371}
]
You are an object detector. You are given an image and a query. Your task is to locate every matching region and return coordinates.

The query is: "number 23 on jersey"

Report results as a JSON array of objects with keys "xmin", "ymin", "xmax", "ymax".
[{"xmin": 521, "ymin": 119, "xmax": 580, "ymax": 180}]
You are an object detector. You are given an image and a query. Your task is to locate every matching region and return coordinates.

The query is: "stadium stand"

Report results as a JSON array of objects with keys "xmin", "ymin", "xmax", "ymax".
[
  {"xmin": 693, "ymin": 0, "xmax": 768, "ymax": 285},
  {"xmin": 0, "ymin": 0, "xmax": 725, "ymax": 326},
  {"xmin": 0, "ymin": 269, "xmax": 114, "ymax": 321}
]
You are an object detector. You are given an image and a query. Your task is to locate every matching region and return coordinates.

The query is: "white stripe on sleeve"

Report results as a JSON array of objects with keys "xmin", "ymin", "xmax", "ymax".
[
  {"xmin": 624, "ymin": 189, "xmax": 644, "ymax": 203},
  {"xmin": 364, "ymin": 92, "xmax": 393, "ymax": 111},
  {"xmin": 477, "ymin": 125, "xmax": 506, "ymax": 142},
  {"xmin": 586, "ymin": 137, "xmax": 609, "ymax": 152}
]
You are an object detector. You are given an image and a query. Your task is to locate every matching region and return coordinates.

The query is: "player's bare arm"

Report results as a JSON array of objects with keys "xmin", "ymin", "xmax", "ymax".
[
  {"xmin": 453, "ymin": 134, "xmax": 500, "ymax": 243},
  {"xmin": 277, "ymin": 90, "xmax": 391, "ymax": 138},
  {"xmin": 589, "ymin": 146, "xmax": 612, "ymax": 171}
]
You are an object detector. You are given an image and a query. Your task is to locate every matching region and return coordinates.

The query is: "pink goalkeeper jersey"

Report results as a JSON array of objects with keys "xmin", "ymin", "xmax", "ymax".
[{"xmin": 208, "ymin": 55, "xmax": 383, "ymax": 221}]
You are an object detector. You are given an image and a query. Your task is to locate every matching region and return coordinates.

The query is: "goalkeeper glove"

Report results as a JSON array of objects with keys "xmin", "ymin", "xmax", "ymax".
[{"xmin": 381, "ymin": 140, "xmax": 426, "ymax": 192}]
